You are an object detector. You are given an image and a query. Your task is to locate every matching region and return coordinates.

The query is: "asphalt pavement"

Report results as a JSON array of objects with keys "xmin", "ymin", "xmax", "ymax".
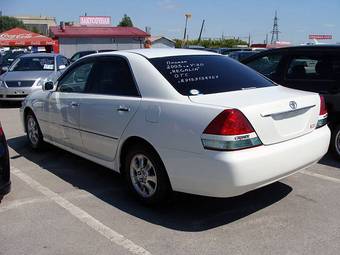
[{"xmin": 0, "ymin": 105, "xmax": 339, "ymax": 255}]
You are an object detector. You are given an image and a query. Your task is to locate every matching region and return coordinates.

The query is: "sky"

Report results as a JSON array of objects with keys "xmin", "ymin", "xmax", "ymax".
[{"xmin": 1, "ymin": 0, "xmax": 339, "ymax": 44}]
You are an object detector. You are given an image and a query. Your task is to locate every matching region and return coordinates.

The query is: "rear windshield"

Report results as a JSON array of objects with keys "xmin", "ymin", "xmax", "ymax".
[{"xmin": 149, "ymin": 55, "xmax": 275, "ymax": 96}]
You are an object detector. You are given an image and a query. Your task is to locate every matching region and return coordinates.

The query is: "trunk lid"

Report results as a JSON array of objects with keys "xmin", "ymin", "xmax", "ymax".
[{"xmin": 190, "ymin": 86, "xmax": 320, "ymax": 145}]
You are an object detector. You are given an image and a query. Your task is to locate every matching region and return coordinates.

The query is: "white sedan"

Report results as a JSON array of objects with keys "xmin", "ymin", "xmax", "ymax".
[{"xmin": 21, "ymin": 49, "xmax": 330, "ymax": 204}]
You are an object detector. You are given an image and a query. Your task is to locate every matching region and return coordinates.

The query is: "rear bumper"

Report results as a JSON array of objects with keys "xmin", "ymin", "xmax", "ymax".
[{"xmin": 160, "ymin": 125, "xmax": 331, "ymax": 197}]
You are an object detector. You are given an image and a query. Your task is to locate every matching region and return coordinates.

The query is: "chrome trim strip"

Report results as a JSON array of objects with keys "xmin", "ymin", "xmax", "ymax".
[{"xmin": 261, "ymin": 105, "xmax": 316, "ymax": 117}]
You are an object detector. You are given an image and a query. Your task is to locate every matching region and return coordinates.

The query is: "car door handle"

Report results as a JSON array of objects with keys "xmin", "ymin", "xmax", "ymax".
[
  {"xmin": 70, "ymin": 102, "xmax": 79, "ymax": 107},
  {"xmin": 117, "ymin": 106, "xmax": 130, "ymax": 112}
]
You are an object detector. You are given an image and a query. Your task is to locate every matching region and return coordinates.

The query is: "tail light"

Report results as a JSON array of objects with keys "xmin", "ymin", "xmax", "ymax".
[
  {"xmin": 316, "ymin": 95, "xmax": 327, "ymax": 128},
  {"xmin": 201, "ymin": 109, "xmax": 262, "ymax": 151}
]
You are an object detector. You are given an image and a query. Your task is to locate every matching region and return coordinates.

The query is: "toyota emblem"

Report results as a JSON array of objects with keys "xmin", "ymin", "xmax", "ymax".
[{"xmin": 289, "ymin": 101, "xmax": 297, "ymax": 110}]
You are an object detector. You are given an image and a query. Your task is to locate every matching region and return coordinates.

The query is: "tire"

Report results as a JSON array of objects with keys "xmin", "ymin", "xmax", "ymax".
[
  {"xmin": 330, "ymin": 124, "xmax": 340, "ymax": 161},
  {"xmin": 124, "ymin": 145, "xmax": 171, "ymax": 205},
  {"xmin": 25, "ymin": 112, "xmax": 44, "ymax": 149}
]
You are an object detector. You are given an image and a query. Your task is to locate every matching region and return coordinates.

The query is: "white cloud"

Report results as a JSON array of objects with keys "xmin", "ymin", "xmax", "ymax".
[
  {"xmin": 324, "ymin": 23, "xmax": 336, "ymax": 28},
  {"xmin": 157, "ymin": 0, "xmax": 180, "ymax": 10}
]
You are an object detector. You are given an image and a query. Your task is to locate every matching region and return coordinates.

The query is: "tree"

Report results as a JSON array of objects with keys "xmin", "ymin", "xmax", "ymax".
[
  {"xmin": 0, "ymin": 16, "xmax": 26, "ymax": 33},
  {"xmin": 117, "ymin": 14, "xmax": 133, "ymax": 27},
  {"xmin": 174, "ymin": 38, "xmax": 248, "ymax": 48},
  {"xmin": 30, "ymin": 26, "xmax": 40, "ymax": 34}
]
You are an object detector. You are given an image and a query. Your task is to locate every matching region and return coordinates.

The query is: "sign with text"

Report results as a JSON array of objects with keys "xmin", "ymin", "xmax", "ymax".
[
  {"xmin": 309, "ymin": 34, "xmax": 332, "ymax": 40},
  {"xmin": 79, "ymin": 16, "xmax": 111, "ymax": 26}
]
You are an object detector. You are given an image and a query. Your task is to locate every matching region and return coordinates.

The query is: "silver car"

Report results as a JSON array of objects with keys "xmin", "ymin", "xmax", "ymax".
[{"xmin": 0, "ymin": 53, "xmax": 69, "ymax": 101}]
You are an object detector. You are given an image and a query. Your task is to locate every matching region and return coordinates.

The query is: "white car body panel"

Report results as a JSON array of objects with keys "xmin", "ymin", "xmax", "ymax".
[
  {"xmin": 189, "ymin": 86, "xmax": 321, "ymax": 145},
  {"xmin": 20, "ymin": 49, "xmax": 331, "ymax": 198},
  {"xmin": 79, "ymin": 94, "xmax": 141, "ymax": 161}
]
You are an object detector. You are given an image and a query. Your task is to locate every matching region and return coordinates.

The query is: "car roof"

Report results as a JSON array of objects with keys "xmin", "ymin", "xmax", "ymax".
[
  {"xmin": 241, "ymin": 44, "xmax": 340, "ymax": 63},
  {"xmin": 76, "ymin": 50, "xmax": 97, "ymax": 53},
  {"xmin": 124, "ymin": 48, "xmax": 218, "ymax": 59},
  {"xmin": 261, "ymin": 44, "xmax": 340, "ymax": 53},
  {"xmin": 21, "ymin": 53, "xmax": 59, "ymax": 58},
  {"xmin": 229, "ymin": 50, "xmax": 254, "ymax": 54}
]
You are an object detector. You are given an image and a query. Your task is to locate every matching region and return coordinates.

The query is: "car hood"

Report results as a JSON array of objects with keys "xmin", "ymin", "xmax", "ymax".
[{"xmin": 2, "ymin": 71, "xmax": 55, "ymax": 81}]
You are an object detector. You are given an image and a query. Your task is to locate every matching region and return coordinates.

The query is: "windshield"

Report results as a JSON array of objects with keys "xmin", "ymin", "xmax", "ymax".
[
  {"xmin": 2, "ymin": 51, "xmax": 26, "ymax": 66},
  {"xmin": 149, "ymin": 55, "xmax": 275, "ymax": 96},
  {"xmin": 10, "ymin": 57, "xmax": 55, "ymax": 72}
]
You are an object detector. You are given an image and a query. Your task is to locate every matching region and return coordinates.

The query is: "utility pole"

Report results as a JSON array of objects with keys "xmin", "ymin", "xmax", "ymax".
[
  {"xmin": 198, "ymin": 19, "xmax": 205, "ymax": 42},
  {"xmin": 248, "ymin": 34, "xmax": 251, "ymax": 47},
  {"xmin": 270, "ymin": 11, "xmax": 280, "ymax": 44},
  {"xmin": 182, "ymin": 13, "xmax": 192, "ymax": 47}
]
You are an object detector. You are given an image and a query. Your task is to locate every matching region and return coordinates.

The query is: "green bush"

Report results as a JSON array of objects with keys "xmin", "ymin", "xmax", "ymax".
[{"xmin": 174, "ymin": 38, "xmax": 248, "ymax": 48}]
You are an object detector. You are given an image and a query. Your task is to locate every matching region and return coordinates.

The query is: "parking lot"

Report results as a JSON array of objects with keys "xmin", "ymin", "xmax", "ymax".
[{"xmin": 0, "ymin": 105, "xmax": 340, "ymax": 255}]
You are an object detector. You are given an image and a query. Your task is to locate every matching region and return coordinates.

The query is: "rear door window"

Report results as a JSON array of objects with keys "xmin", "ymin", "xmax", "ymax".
[
  {"xmin": 149, "ymin": 55, "xmax": 274, "ymax": 96},
  {"xmin": 283, "ymin": 54, "xmax": 340, "ymax": 93},
  {"xmin": 286, "ymin": 55, "xmax": 339, "ymax": 81},
  {"xmin": 87, "ymin": 57, "xmax": 139, "ymax": 97}
]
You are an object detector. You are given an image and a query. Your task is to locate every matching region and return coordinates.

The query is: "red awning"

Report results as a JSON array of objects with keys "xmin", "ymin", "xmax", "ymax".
[{"xmin": 0, "ymin": 27, "xmax": 55, "ymax": 46}]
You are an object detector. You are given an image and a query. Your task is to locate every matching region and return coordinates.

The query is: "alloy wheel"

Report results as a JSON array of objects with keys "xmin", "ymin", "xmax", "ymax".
[
  {"xmin": 27, "ymin": 116, "xmax": 39, "ymax": 146},
  {"xmin": 129, "ymin": 154, "xmax": 158, "ymax": 198}
]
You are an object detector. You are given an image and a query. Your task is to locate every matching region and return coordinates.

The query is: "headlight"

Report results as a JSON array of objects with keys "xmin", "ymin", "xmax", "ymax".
[{"xmin": 0, "ymin": 80, "xmax": 4, "ymax": 88}]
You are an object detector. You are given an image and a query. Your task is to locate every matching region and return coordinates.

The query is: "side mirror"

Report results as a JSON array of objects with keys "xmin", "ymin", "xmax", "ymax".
[
  {"xmin": 1, "ymin": 66, "xmax": 8, "ymax": 73},
  {"xmin": 58, "ymin": 65, "xmax": 66, "ymax": 71},
  {"xmin": 43, "ymin": 81, "xmax": 54, "ymax": 91}
]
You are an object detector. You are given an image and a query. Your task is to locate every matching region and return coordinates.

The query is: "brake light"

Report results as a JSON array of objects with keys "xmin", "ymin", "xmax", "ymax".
[
  {"xmin": 0, "ymin": 122, "xmax": 3, "ymax": 137},
  {"xmin": 201, "ymin": 109, "xmax": 262, "ymax": 151},
  {"xmin": 317, "ymin": 95, "xmax": 327, "ymax": 128},
  {"xmin": 203, "ymin": 109, "xmax": 254, "ymax": 135}
]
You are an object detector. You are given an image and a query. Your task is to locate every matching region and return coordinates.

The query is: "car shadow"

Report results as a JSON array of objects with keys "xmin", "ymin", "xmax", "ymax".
[
  {"xmin": 318, "ymin": 154, "xmax": 340, "ymax": 169},
  {"xmin": 8, "ymin": 135, "xmax": 292, "ymax": 232}
]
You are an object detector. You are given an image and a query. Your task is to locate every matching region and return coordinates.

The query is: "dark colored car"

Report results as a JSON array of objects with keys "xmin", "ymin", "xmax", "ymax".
[
  {"xmin": 217, "ymin": 48, "xmax": 252, "ymax": 56},
  {"xmin": 0, "ymin": 122, "xmax": 10, "ymax": 196},
  {"xmin": 69, "ymin": 49, "xmax": 117, "ymax": 62},
  {"xmin": 242, "ymin": 45, "xmax": 340, "ymax": 158},
  {"xmin": 228, "ymin": 51, "xmax": 259, "ymax": 61}
]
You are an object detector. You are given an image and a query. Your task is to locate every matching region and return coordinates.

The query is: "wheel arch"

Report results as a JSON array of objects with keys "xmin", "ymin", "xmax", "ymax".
[{"xmin": 118, "ymin": 136, "xmax": 172, "ymax": 188}]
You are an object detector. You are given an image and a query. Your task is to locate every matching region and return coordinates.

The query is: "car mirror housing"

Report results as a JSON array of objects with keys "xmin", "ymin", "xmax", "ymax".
[
  {"xmin": 1, "ymin": 66, "xmax": 8, "ymax": 74},
  {"xmin": 43, "ymin": 81, "xmax": 54, "ymax": 91}
]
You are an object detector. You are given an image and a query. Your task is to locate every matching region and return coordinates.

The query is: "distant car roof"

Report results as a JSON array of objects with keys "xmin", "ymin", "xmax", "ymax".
[
  {"xmin": 229, "ymin": 50, "xmax": 256, "ymax": 55},
  {"xmin": 125, "ymin": 48, "xmax": 218, "ymax": 59},
  {"xmin": 21, "ymin": 53, "xmax": 59, "ymax": 58}
]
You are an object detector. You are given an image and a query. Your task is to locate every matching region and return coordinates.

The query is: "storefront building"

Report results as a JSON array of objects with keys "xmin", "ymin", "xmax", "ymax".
[{"xmin": 50, "ymin": 23, "xmax": 150, "ymax": 58}]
